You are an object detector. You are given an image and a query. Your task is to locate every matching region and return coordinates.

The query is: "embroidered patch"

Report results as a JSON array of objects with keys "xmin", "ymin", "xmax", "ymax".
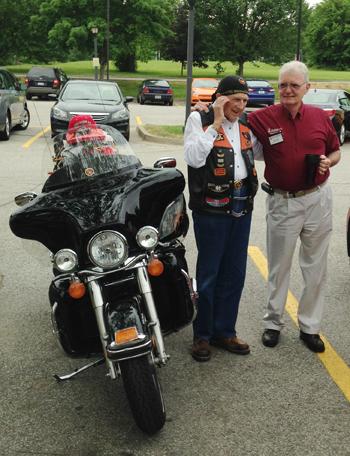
[
  {"xmin": 214, "ymin": 168, "xmax": 226, "ymax": 176},
  {"xmin": 208, "ymin": 183, "xmax": 230, "ymax": 193},
  {"xmin": 205, "ymin": 197, "xmax": 230, "ymax": 207},
  {"xmin": 215, "ymin": 133, "xmax": 225, "ymax": 141}
]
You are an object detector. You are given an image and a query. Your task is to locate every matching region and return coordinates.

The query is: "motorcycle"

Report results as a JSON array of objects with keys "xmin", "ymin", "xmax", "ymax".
[{"xmin": 9, "ymin": 123, "xmax": 196, "ymax": 435}]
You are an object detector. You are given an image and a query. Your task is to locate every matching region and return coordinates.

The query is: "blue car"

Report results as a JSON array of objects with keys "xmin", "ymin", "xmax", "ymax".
[{"xmin": 247, "ymin": 79, "xmax": 275, "ymax": 106}]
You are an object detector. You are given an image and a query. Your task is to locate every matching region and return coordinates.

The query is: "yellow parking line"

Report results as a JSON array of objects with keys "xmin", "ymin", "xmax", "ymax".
[
  {"xmin": 22, "ymin": 126, "xmax": 51, "ymax": 149},
  {"xmin": 248, "ymin": 245, "xmax": 350, "ymax": 402}
]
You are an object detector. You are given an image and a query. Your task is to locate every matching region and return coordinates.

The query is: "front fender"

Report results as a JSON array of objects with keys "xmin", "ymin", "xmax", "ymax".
[{"xmin": 105, "ymin": 297, "xmax": 152, "ymax": 361}]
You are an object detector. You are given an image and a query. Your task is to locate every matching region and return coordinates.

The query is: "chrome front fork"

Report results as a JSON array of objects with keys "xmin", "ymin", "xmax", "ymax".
[
  {"xmin": 136, "ymin": 265, "xmax": 168, "ymax": 365},
  {"xmin": 88, "ymin": 280, "xmax": 118, "ymax": 379}
]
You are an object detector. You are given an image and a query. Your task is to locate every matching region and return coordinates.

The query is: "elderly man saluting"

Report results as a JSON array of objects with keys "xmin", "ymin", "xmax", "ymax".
[
  {"xmin": 184, "ymin": 76, "xmax": 262, "ymax": 362},
  {"xmin": 249, "ymin": 61, "xmax": 340, "ymax": 352}
]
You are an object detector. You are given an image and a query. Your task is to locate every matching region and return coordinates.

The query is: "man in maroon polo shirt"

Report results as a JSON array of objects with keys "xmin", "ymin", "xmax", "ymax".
[{"xmin": 249, "ymin": 60, "xmax": 340, "ymax": 352}]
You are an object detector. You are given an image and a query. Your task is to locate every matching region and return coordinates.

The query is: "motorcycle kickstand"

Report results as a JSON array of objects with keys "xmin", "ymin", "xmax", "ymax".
[{"xmin": 53, "ymin": 358, "xmax": 105, "ymax": 382}]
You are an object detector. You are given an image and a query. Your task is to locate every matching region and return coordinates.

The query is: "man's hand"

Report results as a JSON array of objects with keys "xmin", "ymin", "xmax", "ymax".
[
  {"xmin": 318, "ymin": 155, "xmax": 331, "ymax": 175},
  {"xmin": 191, "ymin": 101, "xmax": 210, "ymax": 112}
]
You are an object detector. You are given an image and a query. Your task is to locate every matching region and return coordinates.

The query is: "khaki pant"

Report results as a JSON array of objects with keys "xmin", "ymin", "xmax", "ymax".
[{"xmin": 264, "ymin": 183, "xmax": 332, "ymax": 334}]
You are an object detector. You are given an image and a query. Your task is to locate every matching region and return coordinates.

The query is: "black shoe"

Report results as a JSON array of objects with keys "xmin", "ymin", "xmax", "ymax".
[
  {"xmin": 262, "ymin": 329, "xmax": 280, "ymax": 347},
  {"xmin": 300, "ymin": 331, "xmax": 325, "ymax": 353},
  {"xmin": 191, "ymin": 339, "xmax": 211, "ymax": 362}
]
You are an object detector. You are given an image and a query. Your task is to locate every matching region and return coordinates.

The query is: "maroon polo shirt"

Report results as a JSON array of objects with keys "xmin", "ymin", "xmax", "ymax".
[{"xmin": 248, "ymin": 103, "xmax": 340, "ymax": 192}]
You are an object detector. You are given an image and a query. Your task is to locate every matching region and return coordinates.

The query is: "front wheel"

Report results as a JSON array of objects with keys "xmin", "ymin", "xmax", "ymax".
[
  {"xmin": 338, "ymin": 123, "xmax": 345, "ymax": 145},
  {"xmin": 120, "ymin": 355, "xmax": 166, "ymax": 434},
  {"xmin": 17, "ymin": 107, "xmax": 30, "ymax": 130}
]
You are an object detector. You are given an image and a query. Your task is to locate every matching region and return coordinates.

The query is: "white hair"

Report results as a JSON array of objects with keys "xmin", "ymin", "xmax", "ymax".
[{"xmin": 279, "ymin": 61, "xmax": 309, "ymax": 83}]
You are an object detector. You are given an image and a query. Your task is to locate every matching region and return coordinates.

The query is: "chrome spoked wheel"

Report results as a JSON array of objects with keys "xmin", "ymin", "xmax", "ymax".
[{"xmin": 18, "ymin": 107, "xmax": 30, "ymax": 130}]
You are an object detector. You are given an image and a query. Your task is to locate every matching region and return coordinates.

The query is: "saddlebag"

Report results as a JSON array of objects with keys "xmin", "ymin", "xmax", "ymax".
[
  {"xmin": 150, "ymin": 245, "xmax": 195, "ymax": 334},
  {"xmin": 49, "ymin": 279, "xmax": 102, "ymax": 357}
]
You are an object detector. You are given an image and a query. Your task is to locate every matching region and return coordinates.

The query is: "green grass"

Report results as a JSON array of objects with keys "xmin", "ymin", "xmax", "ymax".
[
  {"xmin": 7, "ymin": 59, "xmax": 350, "ymax": 100},
  {"xmin": 144, "ymin": 124, "xmax": 184, "ymax": 138}
]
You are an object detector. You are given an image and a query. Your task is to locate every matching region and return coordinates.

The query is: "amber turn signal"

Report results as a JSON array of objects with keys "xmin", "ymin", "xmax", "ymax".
[
  {"xmin": 115, "ymin": 327, "xmax": 139, "ymax": 344},
  {"xmin": 68, "ymin": 280, "xmax": 86, "ymax": 299},
  {"xmin": 147, "ymin": 258, "xmax": 164, "ymax": 276}
]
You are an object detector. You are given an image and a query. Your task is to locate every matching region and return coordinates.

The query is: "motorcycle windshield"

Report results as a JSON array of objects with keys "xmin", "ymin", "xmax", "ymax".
[{"xmin": 44, "ymin": 124, "xmax": 140, "ymax": 191}]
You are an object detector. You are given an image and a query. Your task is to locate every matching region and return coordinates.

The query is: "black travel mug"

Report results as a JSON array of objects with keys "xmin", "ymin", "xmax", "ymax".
[{"xmin": 305, "ymin": 154, "xmax": 321, "ymax": 186}]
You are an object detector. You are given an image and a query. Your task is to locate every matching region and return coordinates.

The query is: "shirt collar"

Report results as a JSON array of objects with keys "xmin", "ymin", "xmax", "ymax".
[{"xmin": 281, "ymin": 102, "xmax": 305, "ymax": 120}]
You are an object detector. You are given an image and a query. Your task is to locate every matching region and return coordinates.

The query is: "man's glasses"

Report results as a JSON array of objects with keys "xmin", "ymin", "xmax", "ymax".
[{"xmin": 278, "ymin": 82, "xmax": 307, "ymax": 90}]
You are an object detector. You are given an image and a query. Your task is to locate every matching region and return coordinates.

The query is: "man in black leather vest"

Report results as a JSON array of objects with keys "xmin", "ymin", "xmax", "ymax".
[{"xmin": 184, "ymin": 75, "xmax": 262, "ymax": 362}]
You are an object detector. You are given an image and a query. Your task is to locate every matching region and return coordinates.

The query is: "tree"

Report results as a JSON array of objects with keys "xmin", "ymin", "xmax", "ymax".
[
  {"xmin": 160, "ymin": 1, "xmax": 208, "ymax": 76},
  {"xmin": 304, "ymin": 0, "xmax": 350, "ymax": 69},
  {"xmin": 110, "ymin": 0, "xmax": 175, "ymax": 72},
  {"xmin": 196, "ymin": 0, "xmax": 302, "ymax": 76}
]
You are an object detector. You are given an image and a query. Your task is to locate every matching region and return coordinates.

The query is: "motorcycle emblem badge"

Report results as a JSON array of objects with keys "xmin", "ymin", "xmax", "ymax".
[{"xmin": 85, "ymin": 168, "xmax": 95, "ymax": 177}]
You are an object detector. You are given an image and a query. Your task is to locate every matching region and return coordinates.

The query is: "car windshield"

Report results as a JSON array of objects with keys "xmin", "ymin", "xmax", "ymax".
[
  {"xmin": 28, "ymin": 68, "xmax": 55, "ymax": 78},
  {"xmin": 248, "ymin": 80, "xmax": 270, "ymax": 88},
  {"xmin": 193, "ymin": 79, "xmax": 218, "ymax": 88},
  {"xmin": 303, "ymin": 91, "xmax": 337, "ymax": 104},
  {"xmin": 61, "ymin": 83, "xmax": 122, "ymax": 102},
  {"xmin": 145, "ymin": 80, "xmax": 169, "ymax": 87},
  {"xmin": 44, "ymin": 125, "xmax": 140, "ymax": 191}
]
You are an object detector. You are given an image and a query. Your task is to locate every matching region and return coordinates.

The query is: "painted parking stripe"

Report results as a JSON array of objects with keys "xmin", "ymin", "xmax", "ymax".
[
  {"xmin": 248, "ymin": 245, "xmax": 350, "ymax": 402},
  {"xmin": 22, "ymin": 126, "xmax": 51, "ymax": 149}
]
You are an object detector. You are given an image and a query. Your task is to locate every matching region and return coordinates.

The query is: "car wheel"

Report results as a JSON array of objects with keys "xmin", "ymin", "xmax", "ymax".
[
  {"xmin": 0, "ymin": 112, "xmax": 11, "ymax": 140},
  {"xmin": 26, "ymin": 93, "xmax": 32, "ymax": 100},
  {"xmin": 168, "ymin": 100, "xmax": 173, "ymax": 106},
  {"xmin": 338, "ymin": 123, "xmax": 345, "ymax": 145},
  {"xmin": 124, "ymin": 131, "xmax": 130, "ymax": 141},
  {"xmin": 140, "ymin": 97, "xmax": 145, "ymax": 105},
  {"xmin": 17, "ymin": 107, "xmax": 30, "ymax": 130}
]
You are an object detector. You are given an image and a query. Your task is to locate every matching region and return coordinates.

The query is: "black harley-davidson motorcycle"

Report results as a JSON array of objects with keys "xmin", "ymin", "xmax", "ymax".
[{"xmin": 9, "ymin": 123, "xmax": 196, "ymax": 435}]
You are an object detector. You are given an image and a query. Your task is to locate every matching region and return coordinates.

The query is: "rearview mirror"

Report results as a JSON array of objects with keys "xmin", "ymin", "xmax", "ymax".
[
  {"xmin": 14, "ymin": 192, "xmax": 38, "ymax": 206},
  {"xmin": 153, "ymin": 157, "xmax": 177, "ymax": 168}
]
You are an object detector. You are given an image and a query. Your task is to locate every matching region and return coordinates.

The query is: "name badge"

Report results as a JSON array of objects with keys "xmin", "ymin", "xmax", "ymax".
[{"xmin": 269, "ymin": 133, "xmax": 283, "ymax": 145}]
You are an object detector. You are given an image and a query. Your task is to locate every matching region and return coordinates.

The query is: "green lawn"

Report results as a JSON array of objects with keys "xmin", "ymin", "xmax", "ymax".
[{"xmin": 7, "ymin": 59, "xmax": 350, "ymax": 100}]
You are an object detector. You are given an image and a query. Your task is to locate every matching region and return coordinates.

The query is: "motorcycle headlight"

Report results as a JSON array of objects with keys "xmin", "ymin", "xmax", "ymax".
[
  {"xmin": 88, "ymin": 230, "xmax": 128, "ymax": 269},
  {"xmin": 52, "ymin": 107, "xmax": 68, "ymax": 120},
  {"xmin": 53, "ymin": 249, "xmax": 78, "ymax": 273},
  {"xmin": 136, "ymin": 226, "xmax": 159, "ymax": 250},
  {"xmin": 159, "ymin": 195, "xmax": 185, "ymax": 240}
]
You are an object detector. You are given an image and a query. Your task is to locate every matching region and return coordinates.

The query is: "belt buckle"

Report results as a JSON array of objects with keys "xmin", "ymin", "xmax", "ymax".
[{"xmin": 233, "ymin": 180, "xmax": 243, "ymax": 189}]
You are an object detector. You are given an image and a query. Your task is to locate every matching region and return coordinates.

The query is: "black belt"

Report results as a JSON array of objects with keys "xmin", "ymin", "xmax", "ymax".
[{"xmin": 261, "ymin": 181, "xmax": 326, "ymax": 198}]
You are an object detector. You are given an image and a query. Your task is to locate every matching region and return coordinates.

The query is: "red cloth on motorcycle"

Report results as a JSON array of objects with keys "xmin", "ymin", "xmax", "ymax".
[{"xmin": 66, "ymin": 115, "xmax": 105, "ymax": 145}]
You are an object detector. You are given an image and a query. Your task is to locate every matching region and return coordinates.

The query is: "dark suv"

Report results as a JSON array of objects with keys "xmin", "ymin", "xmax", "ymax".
[
  {"xmin": 0, "ymin": 68, "xmax": 30, "ymax": 140},
  {"xmin": 25, "ymin": 67, "xmax": 68, "ymax": 100}
]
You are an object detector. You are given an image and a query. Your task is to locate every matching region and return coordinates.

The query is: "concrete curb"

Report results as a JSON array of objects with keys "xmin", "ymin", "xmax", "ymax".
[{"xmin": 135, "ymin": 117, "xmax": 183, "ymax": 146}]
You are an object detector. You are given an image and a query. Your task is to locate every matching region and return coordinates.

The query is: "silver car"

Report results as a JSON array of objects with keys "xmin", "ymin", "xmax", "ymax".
[{"xmin": 0, "ymin": 69, "xmax": 30, "ymax": 140}]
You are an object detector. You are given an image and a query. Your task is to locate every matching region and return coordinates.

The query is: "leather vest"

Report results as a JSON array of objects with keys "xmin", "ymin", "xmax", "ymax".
[{"xmin": 187, "ymin": 108, "xmax": 258, "ymax": 215}]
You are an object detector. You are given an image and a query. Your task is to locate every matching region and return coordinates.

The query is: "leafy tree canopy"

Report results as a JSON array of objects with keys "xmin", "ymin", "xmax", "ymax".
[{"xmin": 304, "ymin": 0, "xmax": 350, "ymax": 69}]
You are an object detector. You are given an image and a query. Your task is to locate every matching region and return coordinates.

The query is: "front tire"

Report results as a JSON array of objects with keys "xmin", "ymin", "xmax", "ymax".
[
  {"xmin": 17, "ymin": 107, "xmax": 30, "ymax": 130},
  {"xmin": 338, "ymin": 123, "xmax": 345, "ymax": 145},
  {"xmin": 0, "ymin": 112, "xmax": 11, "ymax": 140},
  {"xmin": 120, "ymin": 355, "xmax": 166, "ymax": 435}
]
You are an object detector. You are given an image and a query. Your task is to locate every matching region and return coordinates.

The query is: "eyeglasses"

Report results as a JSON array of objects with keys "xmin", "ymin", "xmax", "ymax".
[{"xmin": 278, "ymin": 82, "xmax": 307, "ymax": 90}]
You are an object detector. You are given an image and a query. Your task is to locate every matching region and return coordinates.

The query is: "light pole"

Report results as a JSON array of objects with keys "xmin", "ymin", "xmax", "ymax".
[
  {"xmin": 106, "ymin": 0, "xmax": 110, "ymax": 80},
  {"xmin": 296, "ymin": 0, "xmax": 302, "ymax": 60},
  {"xmin": 91, "ymin": 27, "xmax": 99, "ymax": 80},
  {"xmin": 185, "ymin": 0, "xmax": 195, "ymax": 124}
]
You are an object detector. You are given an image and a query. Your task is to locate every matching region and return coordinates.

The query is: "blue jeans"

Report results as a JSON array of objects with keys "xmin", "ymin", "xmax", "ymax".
[{"xmin": 192, "ymin": 207, "xmax": 252, "ymax": 341}]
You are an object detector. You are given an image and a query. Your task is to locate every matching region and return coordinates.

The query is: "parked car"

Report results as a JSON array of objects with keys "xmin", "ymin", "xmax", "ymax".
[
  {"xmin": 302, "ymin": 88, "xmax": 350, "ymax": 145},
  {"xmin": 137, "ymin": 79, "xmax": 174, "ymax": 105},
  {"xmin": 191, "ymin": 78, "xmax": 218, "ymax": 105},
  {"xmin": 0, "ymin": 68, "xmax": 30, "ymax": 140},
  {"xmin": 50, "ymin": 79, "xmax": 133, "ymax": 140},
  {"xmin": 25, "ymin": 67, "xmax": 68, "ymax": 100},
  {"xmin": 246, "ymin": 79, "xmax": 275, "ymax": 106}
]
